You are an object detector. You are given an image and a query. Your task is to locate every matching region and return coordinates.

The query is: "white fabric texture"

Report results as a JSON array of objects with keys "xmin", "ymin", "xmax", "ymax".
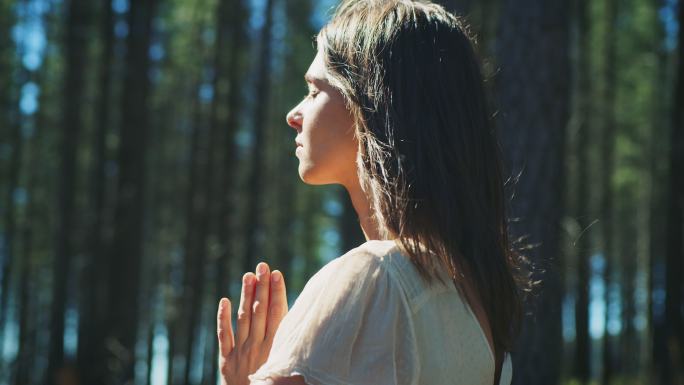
[{"xmin": 248, "ymin": 239, "xmax": 513, "ymax": 385}]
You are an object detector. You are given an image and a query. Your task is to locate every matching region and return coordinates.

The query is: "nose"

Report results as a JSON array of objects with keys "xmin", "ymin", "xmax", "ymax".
[{"xmin": 286, "ymin": 106, "xmax": 302, "ymax": 131}]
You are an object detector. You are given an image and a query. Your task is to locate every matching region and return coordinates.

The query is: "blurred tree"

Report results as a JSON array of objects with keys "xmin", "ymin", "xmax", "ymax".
[
  {"xmin": 339, "ymin": 188, "xmax": 366, "ymax": 252},
  {"xmin": 106, "ymin": 0, "xmax": 157, "ymax": 382},
  {"xmin": 13, "ymin": 76, "xmax": 42, "ymax": 384},
  {"xmin": 47, "ymin": 0, "xmax": 93, "ymax": 382},
  {"xmin": 435, "ymin": 0, "xmax": 499, "ymax": 61},
  {"xmin": 76, "ymin": 0, "xmax": 115, "ymax": 382},
  {"xmin": 572, "ymin": 0, "xmax": 592, "ymax": 381},
  {"xmin": 242, "ymin": 0, "xmax": 276, "ymax": 274},
  {"xmin": 0, "ymin": 0, "xmax": 19, "ymax": 357},
  {"xmin": 178, "ymin": 38, "xmax": 208, "ymax": 385},
  {"xmin": 665, "ymin": 1, "xmax": 684, "ymax": 383},
  {"xmin": 496, "ymin": 0, "xmax": 571, "ymax": 384},
  {"xmin": 599, "ymin": 0, "xmax": 618, "ymax": 382},
  {"xmin": 435, "ymin": 0, "xmax": 472, "ymax": 16},
  {"xmin": 651, "ymin": 1, "xmax": 680, "ymax": 384},
  {"xmin": 301, "ymin": 188, "xmax": 321, "ymax": 282},
  {"xmin": 206, "ymin": 0, "xmax": 249, "ymax": 383},
  {"xmin": 649, "ymin": 0, "xmax": 670, "ymax": 380},
  {"xmin": 164, "ymin": 3, "xmax": 217, "ymax": 382}
]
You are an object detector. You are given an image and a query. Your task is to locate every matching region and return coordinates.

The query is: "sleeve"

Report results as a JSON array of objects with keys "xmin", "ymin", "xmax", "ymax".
[{"xmin": 248, "ymin": 248, "xmax": 420, "ymax": 385}]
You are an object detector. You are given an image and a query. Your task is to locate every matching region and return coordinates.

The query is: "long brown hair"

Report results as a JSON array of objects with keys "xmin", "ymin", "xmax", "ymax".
[{"xmin": 317, "ymin": 0, "xmax": 530, "ymax": 359}]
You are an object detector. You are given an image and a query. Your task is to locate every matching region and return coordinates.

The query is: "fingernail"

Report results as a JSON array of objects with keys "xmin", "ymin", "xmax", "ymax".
[
  {"xmin": 272, "ymin": 271, "xmax": 281, "ymax": 282},
  {"xmin": 257, "ymin": 262, "xmax": 267, "ymax": 275},
  {"xmin": 244, "ymin": 273, "xmax": 253, "ymax": 286}
]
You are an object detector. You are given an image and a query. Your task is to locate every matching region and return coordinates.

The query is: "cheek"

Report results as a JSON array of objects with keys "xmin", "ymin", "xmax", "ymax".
[
  {"xmin": 299, "ymin": 101, "xmax": 357, "ymax": 182},
  {"xmin": 312, "ymin": 109, "xmax": 355, "ymax": 160}
]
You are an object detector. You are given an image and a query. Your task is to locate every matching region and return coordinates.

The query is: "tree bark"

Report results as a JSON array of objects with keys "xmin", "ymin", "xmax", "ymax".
[
  {"xmin": 0, "ymin": 1, "xmax": 16, "ymax": 346},
  {"xmin": 47, "ymin": 0, "xmax": 92, "ymax": 382},
  {"xmin": 664, "ymin": 1, "xmax": 684, "ymax": 383},
  {"xmin": 76, "ymin": 0, "xmax": 114, "ymax": 382},
  {"xmin": 496, "ymin": 0, "xmax": 571, "ymax": 383},
  {"xmin": 106, "ymin": 0, "xmax": 156, "ymax": 382},
  {"xmin": 0, "ymin": 79, "xmax": 20, "ymax": 359},
  {"xmin": 13, "ymin": 99, "xmax": 41, "ymax": 385},
  {"xmin": 209, "ymin": 0, "xmax": 248, "ymax": 382},
  {"xmin": 14, "ymin": 218, "xmax": 33, "ymax": 385},
  {"xmin": 650, "ymin": 0, "xmax": 673, "ymax": 381},
  {"xmin": 242, "ymin": 0, "xmax": 275, "ymax": 274},
  {"xmin": 167, "ymin": 76, "xmax": 204, "ymax": 385},
  {"xmin": 0, "ymin": 0, "xmax": 18, "ymax": 354},
  {"xmin": 600, "ymin": 0, "xmax": 618, "ymax": 382},
  {"xmin": 181, "ymin": 78, "xmax": 208, "ymax": 385},
  {"xmin": 573, "ymin": 0, "xmax": 592, "ymax": 381},
  {"xmin": 339, "ymin": 189, "xmax": 366, "ymax": 252},
  {"xmin": 434, "ymin": 0, "xmax": 472, "ymax": 16},
  {"xmin": 207, "ymin": 1, "xmax": 254, "ymax": 380}
]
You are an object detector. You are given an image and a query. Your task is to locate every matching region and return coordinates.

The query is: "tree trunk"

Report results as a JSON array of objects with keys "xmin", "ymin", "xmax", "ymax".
[
  {"xmin": 106, "ymin": 0, "xmax": 156, "ymax": 382},
  {"xmin": 649, "ymin": 0, "xmax": 672, "ymax": 381},
  {"xmin": 209, "ymin": 0, "xmax": 248, "ymax": 383},
  {"xmin": 0, "ymin": 0, "xmax": 18, "ymax": 355},
  {"xmin": 573, "ymin": 0, "xmax": 591, "ymax": 381},
  {"xmin": 496, "ymin": 0, "xmax": 571, "ymax": 383},
  {"xmin": 619, "ymin": 228, "xmax": 637, "ymax": 375},
  {"xmin": 76, "ymin": 0, "xmax": 114, "ymax": 382},
  {"xmin": 0, "ymin": 81, "xmax": 20, "ymax": 359},
  {"xmin": 664, "ymin": 1, "xmax": 684, "ymax": 383},
  {"xmin": 434, "ymin": 0, "xmax": 472, "ymax": 17},
  {"xmin": 47, "ymin": 0, "xmax": 91, "ymax": 382},
  {"xmin": 0, "ymin": 1, "xmax": 20, "ymax": 372},
  {"xmin": 339, "ymin": 189, "xmax": 365, "ymax": 252},
  {"xmin": 242, "ymin": 0, "xmax": 275, "ymax": 274},
  {"xmin": 600, "ymin": 0, "xmax": 618, "ymax": 382},
  {"xmin": 13, "ymin": 101, "xmax": 41, "ymax": 385},
  {"xmin": 145, "ymin": 320, "xmax": 155, "ymax": 385},
  {"xmin": 182, "ymin": 79, "xmax": 209, "ymax": 385},
  {"xmin": 14, "ymin": 219, "xmax": 32, "ymax": 385},
  {"xmin": 302, "ymin": 189, "xmax": 320, "ymax": 283},
  {"xmin": 168, "ymin": 78, "xmax": 204, "ymax": 385}
]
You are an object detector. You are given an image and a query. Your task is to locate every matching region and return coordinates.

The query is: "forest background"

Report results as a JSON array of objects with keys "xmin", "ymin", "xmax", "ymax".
[{"xmin": 0, "ymin": 0, "xmax": 682, "ymax": 384}]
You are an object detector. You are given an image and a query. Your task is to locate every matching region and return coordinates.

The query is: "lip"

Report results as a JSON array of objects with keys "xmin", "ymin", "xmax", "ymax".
[{"xmin": 295, "ymin": 140, "xmax": 303, "ymax": 147}]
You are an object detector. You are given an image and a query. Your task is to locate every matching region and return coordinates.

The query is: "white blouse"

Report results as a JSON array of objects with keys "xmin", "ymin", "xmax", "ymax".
[{"xmin": 248, "ymin": 239, "xmax": 513, "ymax": 385}]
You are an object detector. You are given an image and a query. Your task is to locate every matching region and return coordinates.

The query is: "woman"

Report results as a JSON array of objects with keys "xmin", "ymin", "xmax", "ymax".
[{"xmin": 216, "ymin": 1, "xmax": 527, "ymax": 384}]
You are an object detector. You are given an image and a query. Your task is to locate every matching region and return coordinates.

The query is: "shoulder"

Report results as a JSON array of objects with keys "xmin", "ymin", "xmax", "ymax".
[
  {"xmin": 318, "ymin": 239, "xmax": 403, "ymax": 292},
  {"xmin": 335, "ymin": 239, "xmax": 400, "ymax": 271},
  {"xmin": 323, "ymin": 239, "xmax": 395, "ymax": 289},
  {"xmin": 275, "ymin": 239, "xmax": 402, "ymax": 318},
  {"xmin": 248, "ymin": 240, "xmax": 420, "ymax": 385},
  {"xmin": 283, "ymin": 239, "xmax": 408, "ymax": 321}
]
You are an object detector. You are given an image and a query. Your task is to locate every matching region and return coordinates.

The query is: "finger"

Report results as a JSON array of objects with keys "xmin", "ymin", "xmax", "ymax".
[
  {"xmin": 217, "ymin": 298, "xmax": 234, "ymax": 357},
  {"xmin": 236, "ymin": 272, "xmax": 255, "ymax": 348},
  {"xmin": 248, "ymin": 262, "xmax": 271, "ymax": 343},
  {"xmin": 265, "ymin": 269, "xmax": 288, "ymax": 343}
]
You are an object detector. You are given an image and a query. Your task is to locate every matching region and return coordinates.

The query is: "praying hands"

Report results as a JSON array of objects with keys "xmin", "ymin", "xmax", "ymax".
[{"xmin": 216, "ymin": 262, "xmax": 289, "ymax": 385}]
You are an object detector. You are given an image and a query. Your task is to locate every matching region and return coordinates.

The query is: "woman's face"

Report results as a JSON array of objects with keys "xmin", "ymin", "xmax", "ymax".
[{"xmin": 286, "ymin": 49, "xmax": 358, "ymax": 187}]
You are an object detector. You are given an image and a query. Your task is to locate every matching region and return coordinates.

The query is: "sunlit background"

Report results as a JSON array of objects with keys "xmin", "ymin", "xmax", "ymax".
[{"xmin": 0, "ymin": 0, "xmax": 682, "ymax": 384}]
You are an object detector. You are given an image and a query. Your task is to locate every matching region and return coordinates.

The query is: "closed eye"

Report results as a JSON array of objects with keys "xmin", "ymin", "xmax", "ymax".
[{"xmin": 303, "ymin": 89, "xmax": 319, "ymax": 100}]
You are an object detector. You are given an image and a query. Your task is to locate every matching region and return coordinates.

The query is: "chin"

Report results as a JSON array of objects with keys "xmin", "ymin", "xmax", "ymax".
[{"xmin": 298, "ymin": 163, "xmax": 336, "ymax": 185}]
